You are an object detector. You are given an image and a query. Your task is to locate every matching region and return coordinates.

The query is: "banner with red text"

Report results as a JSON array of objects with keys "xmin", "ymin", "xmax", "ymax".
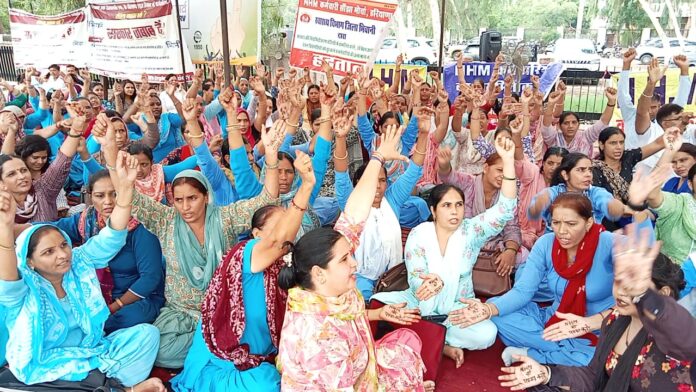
[
  {"xmin": 9, "ymin": 8, "xmax": 88, "ymax": 68},
  {"xmin": 87, "ymin": 0, "xmax": 193, "ymax": 82},
  {"xmin": 289, "ymin": 0, "xmax": 398, "ymax": 76}
]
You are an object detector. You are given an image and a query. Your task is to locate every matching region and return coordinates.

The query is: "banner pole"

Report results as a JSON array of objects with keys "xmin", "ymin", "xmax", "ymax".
[
  {"xmin": 437, "ymin": 0, "xmax": 446, "ymax": 69},
  {"xmin": 219, "ymin": 0, "xmax": 231, "ymax": 88},
  {"xmin": 173, "ymin": 0, "xmax": 188, "ymax": 89}
]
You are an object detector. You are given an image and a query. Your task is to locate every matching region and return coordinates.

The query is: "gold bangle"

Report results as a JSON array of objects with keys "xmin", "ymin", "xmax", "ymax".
[
  {"xmin": 0, "ymin": 243, "xmax": 14, "ymax": 251},
  {"xmin": 116, "ymin": 201, "xmax": 131, "ymax": 208},
  {"xmin": 265, "ymin": 160, "xmax": 279, "ymax": 170},
  {"xmin": 115, "ymin": 298, "xmax": 124, "ymax": 308},
  {"xmin": 188, "ymin": 133, "xmax": 204, "ymax": 139},
  {"xmin": 285, "ymin": 121, "xmax": 299, "ymax": 128},
  {"xmin": 333, "ymin": 151, "xmax": 348, "ymax": 160},
  {"xmin": 316, "ymin": 117, "xmax": 331, "ymax": 124},
  {"xmin": 105, "ymin": 163, "xmax": 116, "ymax": 171},
  {"xmin": 413, "ymin": 146, "xmax": 426, "ymax": 155},
  {"xmin": 226, "ymin": 124, "xmax": 244, "ymax": 130}
]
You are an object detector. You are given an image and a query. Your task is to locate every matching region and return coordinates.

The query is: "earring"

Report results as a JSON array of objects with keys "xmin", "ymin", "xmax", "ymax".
[{"xmin": 320, "ymin": 277, "xmax": 326, "ymax": 285}]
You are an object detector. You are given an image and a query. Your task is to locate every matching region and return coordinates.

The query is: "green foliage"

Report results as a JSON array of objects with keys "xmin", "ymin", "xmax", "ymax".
[{"xmin": 1, "ymin": 0, "xmax": 86, "ymax": 33}]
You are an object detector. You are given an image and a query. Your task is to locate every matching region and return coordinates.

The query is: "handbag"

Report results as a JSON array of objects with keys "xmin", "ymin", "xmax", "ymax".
[
  {"xmin": 374, "ymin": 262, "xmax": 409, "ymax": 293},
  {"xmin": 472, "ymin": 249, "xmax": 511, "ymax": 297}
]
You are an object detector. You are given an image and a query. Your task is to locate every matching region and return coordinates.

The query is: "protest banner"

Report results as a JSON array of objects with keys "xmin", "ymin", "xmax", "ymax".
[
  {"xmin": 9, "ymin": 8, "xmax": 88, "ymax": 68},
  {"xmin": 86, "ymin": 0, "xmax": 194, "ymax": 83},
  {"xmin": 370, "ymin": 61, "xmax": 563, "ymax": 99},
  {"xmin": 610, "ymin": 67, "xmax": 696, "ymax": 126},
  {"xmin": 290, "ymin": 0, "xmax": 398, "ymax": 77},
  {"xmin": 181, "ymin": 0, "xmax": 261, "ymax": 65}
]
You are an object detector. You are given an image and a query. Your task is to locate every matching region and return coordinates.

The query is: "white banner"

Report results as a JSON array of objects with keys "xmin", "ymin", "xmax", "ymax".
[
  {"xmin": 9, "ymin": 8, "xmax": 89, "ymax": 68},
  {"xmin": 87, "ymin": 0, "xmax": 194, "ymax": 82},
  {"xmin": 289, "ymin": 0, "xmax": 398, "ymax": 76}
]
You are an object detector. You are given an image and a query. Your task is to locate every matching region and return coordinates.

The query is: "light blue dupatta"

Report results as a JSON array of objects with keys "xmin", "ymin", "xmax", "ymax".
[{"xmin": 5, "ymin": 225, "xmax": 114, "ymax": 384}]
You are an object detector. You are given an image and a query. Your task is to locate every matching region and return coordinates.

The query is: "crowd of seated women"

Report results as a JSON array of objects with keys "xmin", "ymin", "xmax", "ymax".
[{"xmin": 0, "ymin": 48, "xmax": 693, "ymax": 391}]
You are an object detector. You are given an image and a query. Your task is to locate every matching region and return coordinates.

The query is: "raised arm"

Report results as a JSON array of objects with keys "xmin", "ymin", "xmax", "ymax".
[
  {"xmin": 673, "ymin": 54, "xmax": 692, "ymax": 107},
  {"xmin": 0, "ymin": 191, "xmax": 19, "ymax": 281},
  {"xmin": 249, "ymin": 76, "xmax": 268, "ymax": 132},
  {"xmin": 344, "ymin": 124, "xmax": 407, "ymax": 222},
  {"xmin": 628, "ymin": 128, "xmax": 682, "ymax": 209},
  {"xmin": 598, "ymin": 87, "xmax": 617, "ymax": 126},
  {"xmin": 251, "ymin": 150, "xmax": 315, "ymax": 273},
  {"xmin": 636, "ymin": 58, "xmax": 667, "ymax": 134},
  {"xmin": 618, "ymin": 48, "xmax": 637, "ymax": 112}
]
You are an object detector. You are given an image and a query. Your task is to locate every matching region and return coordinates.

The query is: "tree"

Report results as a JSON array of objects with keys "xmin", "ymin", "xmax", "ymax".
[{"xmin": 1, "ymin": 0, "xmax": 86, "ymax": 34}]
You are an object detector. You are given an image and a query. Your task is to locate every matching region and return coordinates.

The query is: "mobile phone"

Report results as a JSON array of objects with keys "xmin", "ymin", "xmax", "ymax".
[{"xmin": 421, "ymin": 314, "xmax": 448, "ymax": 323}]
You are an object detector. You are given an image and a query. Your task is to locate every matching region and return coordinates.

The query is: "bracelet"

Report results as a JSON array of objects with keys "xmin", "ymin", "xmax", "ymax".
[
  {"xmin": 226, "ymin": 124, "xmax": 244, "ymax": 130},
  {"xmin": 285, "ymin": 120, "xmax": 299, "ymax": 128},
  {"xmin": 606, "ymin": 102, "xmax": 616, "ymax": 107},
  {"xmin": 188, "ymin": 133, "xmax": 204, "ymax": 139},
  {"xmin": 333, "ymin": 150, "xmax": 348, "ymax": 160},
  {"xmin": 626, "ymin": 200, "xmax": 648, "ymax": 211},
  {"xmin": 115, "ymin": 298, "xmax": 124, "ymax": 309},
  {"xmin": 105, "ymin": 163, "xmax": 116, "ymax": 171},
  {"xmin": 265, "ymin": 160, "xmax": 279, "ymax": 170},
  {"xmin": 543, "ymin": 366, "xmax": 552, "ymax": 385},
  {"xmin": 116, "ymin": 201, "xmax": 131, "ymax": 208},
  {"xmin": 504, "ymin": 247, "xmax": 518, "ymax": 254},
  {"xmin": 483, "ymin": 302, "xmax": 494, "ymax": 320},
  {"xmin": 641, "ymin": 92, "xmax": 653, "ymax": 99},
  {"xmin": 316, "ymin": 117, "xmax": 332, "ymax": 124},
  {"xmin": 371, "ymin": 152, "xmax": 385, "ymax": 165},
  {"xmin": 0, "ymin": 243, "xmax": 14, "ymax": 251},
  {"xmin": 291, "ymin": 199, "xmax": 307, "ymax": 212},
  {"xmin": 413, "ymin": 146, "xmax": 426, "ymax": 155},
  {"xmin": 502, "ymin": 175, "xmax": 516, "ymax": 181},
  {"xmin": 67, "ymin": 132, "xmax": 82, "ymax": 138}
]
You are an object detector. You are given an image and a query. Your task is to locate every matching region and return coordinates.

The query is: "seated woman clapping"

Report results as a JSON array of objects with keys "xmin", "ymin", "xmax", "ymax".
[
  {"xmin": 170, "ymin": 149, "xmax": 316, "ymax": 391},
  {"xmin": 276, "ymin": 124, "xmax": 434, "ymax": 391},
  {"xmin": 499, "ymin": 226, "xmax": 695, "ymax": 392},
  {"xmin": 372, "ymin": 135, "xmax": 519, "ymax": 368},
  {"xmin": 0, "ymin": 152, "xmax": 164, "ymax": 391}
]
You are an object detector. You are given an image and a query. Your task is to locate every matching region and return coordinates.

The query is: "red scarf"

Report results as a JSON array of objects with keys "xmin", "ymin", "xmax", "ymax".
[
  {"xmin": 201, "ymin": 240, "xmax": 287, "ymax": 370},
  {"xmin": 545, "ymin": 223, "xmax": 605, "ymax": 346}
]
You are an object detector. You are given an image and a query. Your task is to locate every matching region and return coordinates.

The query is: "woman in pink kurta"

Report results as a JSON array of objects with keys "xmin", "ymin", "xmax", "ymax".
[{"xmin": 276, "ymin": 128, "xmax": 434, "ymax": 391}]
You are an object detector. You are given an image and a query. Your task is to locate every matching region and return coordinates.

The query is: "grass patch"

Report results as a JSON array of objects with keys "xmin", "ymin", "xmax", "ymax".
[{"xmin": 564, "ymin": 93, "xmax": 608, "ymax": 114}]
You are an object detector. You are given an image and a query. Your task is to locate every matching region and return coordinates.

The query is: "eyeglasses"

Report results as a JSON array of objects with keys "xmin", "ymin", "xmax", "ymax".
[{"xmin": 661, "ymin": 116, "xmax": 682, "ymax": 123}]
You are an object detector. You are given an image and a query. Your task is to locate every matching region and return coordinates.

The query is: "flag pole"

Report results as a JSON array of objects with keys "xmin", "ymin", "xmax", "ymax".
[
  {"xmin": 219, "ymin": 0, "xmax": 231, "ymax": 88},
  {"xmin": 174, "ymin": 0, "xmax": 188, "ymax": 89}
]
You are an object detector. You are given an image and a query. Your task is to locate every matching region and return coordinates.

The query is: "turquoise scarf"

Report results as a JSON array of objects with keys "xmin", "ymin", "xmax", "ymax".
[
  {"xmin": 6, "ymin": 225, "xmax": 110, "ymax": 384},
  {"xmin": 260, "ymin": 163, "xmax": 320, "ymax": 237},
  {"xmin": 172, "ymin": 170, "xmax": 226, "ymax": 290}
]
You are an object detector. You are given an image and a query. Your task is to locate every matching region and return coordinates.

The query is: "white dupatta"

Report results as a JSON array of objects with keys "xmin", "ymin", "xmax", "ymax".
[{"xmin": 355, "ymin": 197, "xmax": 402, "ymax": 281}]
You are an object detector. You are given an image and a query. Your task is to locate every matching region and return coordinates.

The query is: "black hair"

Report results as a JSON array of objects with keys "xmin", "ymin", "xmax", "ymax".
[
  {"xmin": 651, "ymin": 253, "xmax": 685, "ymax": 299},
  {"xmin": 278, "ymin": 151, "xmax": 295, "ymax": 166},
  {"xmin": 48, "ymin": 64, "xmax": 59, "ymax": 71},
  {"xmin": 171, "ymin": 176, "xmax": 208, "ymax": 195},
  {"xmin": 221, "ymin": 138, "xmax": 230, "ymax": 165},
  {"xmin": 377, "ymin": 111, "xmax": 401, "ymax": 129},
  {"xmin": 352, "ymin": 161, "xmax": 388, "ymax": 186},
  {"xmin": 551, "ymin": 152, "xmax": 591, "ymax": 186},
  {"xmin": 688, "ymin": 163, "xmax": 696, "ymax": 183},
  {"xmin": 677, "ymin": 143, "xmax": 696, "ymax": 159},
  {"xmin": 548, "ymin": 192, "xmax": 593, "ymax": 220},
  {"xmin": 559, "ymin": 111, "xmax": 580, "ymax": 125},
  {"xmin": 27, "ymin": 225, "xmax": 63, "ymax": 259},
  {"xmin": 0, "ymin": 154, "xmax": 21, "ymax": 179},
  {"xmin": 472, "ymin": 78, "xmax": 485, "ymax": 88},
  {"xmin": 122, "ymin": 80, "xmax": 137, "ymax": 99},
  {"xmin": 278, "ymin": 228, "xmax": 345, "ymax": 291},
  {"xmin": 15, "ymin": 135, "xmax": 51, "ymax": 173},
  {"xmin": 494, "ymin": 127, "xmax": 512, "ymax": 138},
  {"xmin": 597, "ymin": 127, "xmax": 625, "ymax": 160},
  {"xmin": 428, "ymin": 184, "xmax": 466, "ymax": 219},
  {"xmin": 87, "ymin": 169, "xmax": 111, "ymax": 193},
  {"xmin": 126, "ymin": 143, "xmax": 153, "ymax": 162},
  {"xmin": 309, "ymin": 108, "xmax": 322, "ymax": 124},
  {"xmin": 540, "ymin": 147, "xmax": 569, "ymax": 174},
  {"xmin": 165, "ymin": 74, "xmax": 176, "ymax": 82},
  {"xmin": 250, "ymin": 205, "xmax": 282, "ymax": 235},
  {"xmin": 307, "ymin": 84, "xmax": 320, "ymax": 94},
  {"xmin": 655, "ymin": 103, "xmax": 683, "ymax": 126},
  {"xmin": 651, "ymin": 92, "xmax": 662, "ymax": 103}
]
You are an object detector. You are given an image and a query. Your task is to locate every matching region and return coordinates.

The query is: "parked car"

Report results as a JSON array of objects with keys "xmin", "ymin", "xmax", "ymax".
[
  {"xmin": 448, "ymin": 43, "xmax": 480, "ymax": 61},
  {"xmin": 546, "ymin": 38, "xmax": 601, "ymax": 71},
  {"xmin": 636, "ymin": 38, "xmax": 696, "ymax": 64},
  {"xmin": 375, "ymin": 37, "xmax": 438, "ymax": 65}
]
